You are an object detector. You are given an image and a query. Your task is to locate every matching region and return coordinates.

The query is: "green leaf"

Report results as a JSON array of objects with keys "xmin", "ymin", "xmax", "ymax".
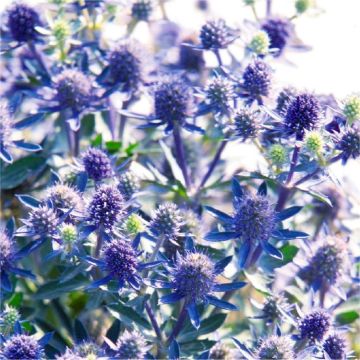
[
  {"xmin": 8, "ymin": 293, "xmax": 23, "ymax": 308},
  {"xmin": 107, "ymin": 303, "xmax": 151, "ymax": 330},
  {"xmin": 105, "ymin": 141, "xmax": 122, "ymax": 154},
  {"xmin": 335, "ymin": 310, "xmax": 359, "ymax": 325},
  {"xmin": 1, "ymin": 156, "xmax": 47, "ymax": 189},
  {"xmin": 125, "ymin": 142, "xmax": 139, "ymax": 156},
  {"xmin": 91, "ymin": 134, "xmax": 102, "ymax": 147},
  {"xmin": 80, "ymin": 114, "xmax": 95, "ymax": 137},
  {"xmin": 180, "ymin": 340, "xmax": 216, "ymax": 355}
]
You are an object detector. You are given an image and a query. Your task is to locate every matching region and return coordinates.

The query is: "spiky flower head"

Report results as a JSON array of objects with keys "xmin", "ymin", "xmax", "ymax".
[
  {"xmin": 323, "ymin": 334, "xmax": 347, "ymax": 360},
  {"xmin": 0, "ymin": 101, "xmax": 13, "ymax": 147},
  {"xmin": 0, "ymin": 229, "xmax": 15, "ymax": 269},
  {"xmin": 82, "ymin": 147, "xmax": 112, "ymax": 182},
  {"xmin": 54, "ymin": 69, "xmax": 93, "ymax": 112},
  {"xmin": 256, "ymin": 336, "xmax": 294, "ymax": 360},
  {"xmin": 47, "ymin": 183, "xmax": 84, "ymax": 213},
  {"xmin": 149, "ymin": 202, "xmax": 184, "ymax": 239},
  {"xmin": 299, "ymin": 237, "xmax": 347, "ymax": 287},
  {"xmin": 304, "ymin": 131, "xmax": 324, "ymax": 154},
  {"xmin": 53, "ymin": 19, "xmax": 70, "ymax": 44},
  {"xmin": 261, "ymin": 18, "xmax": 291, "ymax": 56},
  {"xmin": 102, "ymin": 238, "xmax": 138, "ymax": 281},
  {"xmin": 108, "ymin": 41, "xmax": 145, "ymax": 93},
  {"xmin": 209, "ymin": 342, "xmax": 233, "ymax": 360},
  {"xmin": 199, "ymin": 19, "xmax": 237, "ymax": 50},
  {"xmin": 276, "ymin": 87, "xmax": 298, "ymax": 116},
  {"xmin": 87, "ymin": 185, "xmax": 125, "ymax": 232},
  {"xmin": 336, "ymin": 127, "xmax": 360, "ymax": 164},
  {"xmin": 74, "ymin": 341, "xmax": 102, "ymax": 360},
  {"xmin": 0, "ymin": 305, "xmax": 20, "ymax": 335},
  {"xmin": 232, "ymin": 193, "xmax": 276, "ymax": 243},
  {"xmin": 232, "ymin": 108, "xmax": 260, "ymax": 140},
  {"xmin": 205, "ymin": 76, "xmax": 235, "ymax": 114},
  {"xmin": 56, "ymin": 348, "xmax": 82, "ymax": 360},
  {"xmin": 2, "ymin": 334, "xmax": 43, "ymax": 360},
  {"xmin": 262, "ymin": 296, "xmax": 283, "ymax": 321},
  {"xmin": 28, "ymin": 205, "xmax": 59, "ymax": 237},
  {"xmin": 295, "ymin": 0, "xmax": 313, "ymax": 14},
  {"xmin": 298, "ymin": 310, "xmax": 331, "ymax": 343},
  {"xmin": 117, "ymin": 170, "xmax": 140, "ymax": 201},
  {"xmin": 268, "ymin": 144, "xmax": 287, "ymax": 166},
  {"xmin": 60, "ymin": 224, "xmax": 77, "ymax": 250},
  {"xmin": 7, "ymin": 3, "xmax": 41, "ymax": 42},
  {"xmin": 115, "ymin": 330, "xmax": 147, "ymax": 360},
  {"xmin": 172, "ymin": 252, "xmax": 216, "ymax": 302},
  {"xmin": 249, "ymin": 31, "xmax": 270, "ymax": 55},
  {"xmin": 284, "ymin": 93, "xmax": 322, "ymax": 140},
  {"xmin": 154, "ymin": 77, "xmax": 193, "ymax": 125},
  {"xmin": 122, "ymin": 214, "xmax": 145, "ymax": 237},
  {"xmin": 343, "ymin": 95, "xmax": 360, "ymax": 125},
  {"xmin": 131, "ymin": 0, "xmax": 153, "ymax": 21},
  {"xmin": 242, "ymin": 60, "xmax": 272, "ymax": 98}
]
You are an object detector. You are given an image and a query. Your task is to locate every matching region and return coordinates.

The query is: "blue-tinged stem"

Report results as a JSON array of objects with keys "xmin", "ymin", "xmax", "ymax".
[
  {"xmin": 74, "ymin": 129, "xmax": 80, "ymax": 157},
  {"xmin": 168, "ymin": 304, "xmax": 187, "ymax": 342},
  {"xmin": 286, "ymin": 145, "xmax": 300, "ymax": 184},
  {"xmin": 145, "ymin": 301, "xmax": 163, "ymax": 340},
  {"xmin": 173, "ymin": 125, "xmax": 191, "ymax": 188},
  {"xmin": 28, "ymin": 42, "xmax": 50, "ymax": 80},
  {"xmin": 199, "ymin": 140, "xmax": 227, "ymax": 190},
  {"xmin": 94, "ymin": 232, "xmax": 103, "ymax": 258},
  {"xmin": 214, "ymin": 50, "xmax": 223, "ymax": 67},
  {"xmin": 266, "ymin": 0, "xmax": 272, "ymax": 17},
  {"xmin": 108, "ymin": 99, "xmax": 117, "ymax": 140}
]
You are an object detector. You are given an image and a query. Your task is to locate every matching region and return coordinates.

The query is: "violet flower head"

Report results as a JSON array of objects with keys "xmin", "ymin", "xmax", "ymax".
[
  {"xmin": 82, "ymin": 147, "xmax": 112, "ymax": 182},
  {"xmin": 1, "ymin": 334, "xmax": 43, "ymax": 360},
  {"xmin": 231, "ymin": 108, "xmax": 260, "ymax": 140},
  {"xmin": 115, "ymin": 330, "xmax": 148, "ymax": 360},
  {"xmin": 336, "ymin": 126, "xmax": 360, "ymax": 164},
  {"xmin": 131, "ymin": 0, "xmax": 153, "ymax": 21},
  {"xmin": 298, "ymin": 310, "xmax": 331, "ymax": 343},
  {"xmin": 284, "ymin": 93, "xmax": 322, "ymax": 140},
  {"xmin": 261, "ymin": 17, "xmax": 291, "ymax": 56},
  {"xmin": 323, "ymin": 333, "xmax": 347, "ymax": 360},
  {"xmin": 256, "ymin": 336, "xmax": 294, "ymax": 360},
  {"xmin": 205, "ymin": 76, "xmax": 235, "ymax": 115},
  {"xmin": 276, "ymin": 87, "xmax": 298, "ymax": 116},
  {"xmin": 0, "ymin": 229, "xmax": 15, "ymax": 272},
  {"xmin": 7, "ymin": 3, "xmax": 41, "ymax": 43},
  {"xmin": 27, "ymin": 204, "xmax": 59, "ymax": 237},
  {"xmin": 117, "ymin": 170, "xmax": 140, "ymax": 201}
]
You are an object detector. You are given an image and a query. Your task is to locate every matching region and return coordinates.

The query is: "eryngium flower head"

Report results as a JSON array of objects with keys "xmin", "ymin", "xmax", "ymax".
[
  {"xmin": 131, "ymin": 0, "xmax": 153, "ymax": 21},
  {"xmin": 108, "ymin": 41, "xmax": 145, "ymax": 93},
  {"xmin": 0, "ymin": 230, "xmax": 15, "ymax": 269},
  {"xmin": 56, "ymin": 348, "xmax": 82, "ymax": 360},
  {"xmin": 209, "ymin": 342, "xmax": 232, "ymax": 360},
  {"xmin": 295, "ymin": 0, "xmax": 313, "ymax": 14},
  {"xmin": 284, "ymin": 93, "xmax": 322, "ymax": 140},
  {"xmin": 54, "ymin": 69, "xmax": 92, "ymax": 112},
  {"xmin": 268, "ymin": 144, "xmax": 287, "ymax": 166},
  {"xmin": 299, "ymin": 238, "xmax": 347, "ymax": 287},
  {"xmin": 249, "ymin": 31, "xmax": 270, "ymax": 55},
  {"xmin": 60, "ymin": 224, "xmax": 77, "ymax": 248},
  {"xmin": 199, "ymin": 19, "xmax": 237, "ymax": 50},
  {"xmin": 172, "ymin": 252, "xmax": 216, "ymax": 302},
  {"xmin": 232, "ymin": 108, "xmax": 260, "ymax": 140},
  {"xmin": 102, "ymin": 238, "xmax": 138, "ymax": 281},
  {"xmin": 122, "ymin": 214, "xmax": 145, "ymax": 237},
  {"xmin": 323, "ymin": 334, "xmax": 347, "ymax": 360},
  {"xmin": 117, "ymin": 170, "xmax": 140, "ymax": 201},
  {"xmin": 87, "ymin": 185, "xmax": 125, "ymax": 232},
  {"xmin": 242, "ymin": 60, "xmax": 272, "ymax": 98},
  {"xmin": 82, "ymin": 147, "xmax": 112, "ymax": 182},
  {"xmin": 343, "ymin": 95, "xmax": 360, "ymax": 124},
  {"xmin": 0, "ymin": 306, "xmax": 20, "ymax": 335},
  {"xmin": 47, "ymin": 184, "xmax": 84, "ymax": 213},
  {"xmin": 232, "ymin": 193, "xmax": 276, "ymax": 243},
  {"xmin": 149, "ymin": 202, "xmax": 183, "ymax": 239},
  {"xmin": 74, "ymin": 341, "xmax": 102, "ymax": 359},
  {"xmin": 154, "ymin": 77, "xmax": 193, "ymax": 125},
  {"xmin": 256, "ymin": 336, "xmax": 294, "ymax": 360},
  {"xmin": 298, "ymin": 310, "xmax": 331, "ymax": 343},
  {"xmin": 115, "ymin": 330, "xmax": 147, "ymax": 360},
  {"xmin": 205, "ymin": 76, "xmax": 235, "ymax": 114},
  {"xmin": 261, "ymin": 18, "xmax": 291, "ymax": 56},
  {"xmin": 276, "ymin": 87, "xmax": 298, "ymax": 116},
  {"xmin": 0, "ymin": 101, "xmax": 13, "ymax": 147},
  {"xmin": 336, "ymin": 127, "xmax": 360, "ymax": 164},
  {"xmin": 7, "ymin": 3, "xmax": 41, "ymax": 42},
  {"xmin": 28, "ymin": 205, "xmax": 58, "ymax": 237},
  {"xmin": 2, "ymin": 334, "xmax": 43, "ymax": 360}
]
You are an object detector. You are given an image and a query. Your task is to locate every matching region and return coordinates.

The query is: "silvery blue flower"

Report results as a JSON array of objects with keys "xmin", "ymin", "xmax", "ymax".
[
  {"xmin": 82, "ymin": 147, "xmax": 113, "ymax": 182},
  {"xmin": 323, "ymin": 333, "xmax": 348, "ymax": 360}
]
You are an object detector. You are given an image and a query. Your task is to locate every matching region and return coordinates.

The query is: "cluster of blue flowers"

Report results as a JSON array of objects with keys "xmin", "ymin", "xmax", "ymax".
[{"xmin": 1, "ymin": 0, "xmax": 359, "ymax": 359}]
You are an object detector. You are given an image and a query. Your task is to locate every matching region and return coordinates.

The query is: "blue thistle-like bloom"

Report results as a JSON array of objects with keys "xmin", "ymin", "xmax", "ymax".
[
  {"xmin": 276, "ymin": 87, "xmax": 298, "ymax": 116},
  {"xmin": 57, "ymin": 341, "xmax": 103, "ymax": 360},
  {"xmin": 149, "ymin": 202, "xmax": 184, "ymax": 240},
  {"xmin": 284, "ymin": 93, "xmax": 322, "ymax": 140},
  {"xmin": 323, "ymin": 334, "xmax": 347, "ymax": 360},
  {"xmin": 117, "ymin": 170, "xmax": 140, "ymax": 201},
  {"xmin": 131, "ymin": 0, "xmax": 153, "ymax": 21},
  {"xmin": 258, "ymin": 294, "xmax": 293, "ymax": 325},
  {"xmin": 205, "ymin": 76, "xmax": 235, "ymax": 115},
  {"xmin": 298, "ymin": 310, "xmax": 331, "ymax": 343},
  {"xmin": 27, "ymin": 204, "xmax": 59, "ymax": 237},
  {"xmin": 205, "ymin": 178, "xmax": 308, "ymax": 268},
  {"xmin": 336, "ymin": 127, "xmax": 360, "ymax": 164},
  {"xmin": 108, "ymin": 41, "xmax": 145, "ymax": 93},
  {"xmin": 115, "ymin": 330, "xmax": 148, "ymax": 360},
  {"xmin": 0, "ymin": 229, "xmax": 15, "ymax": 272},
  {"xmin": 242, "ymin": 60, "xmax": 272, "ymax": 100},
  {"xmin": 54, "ymin": 69, "xmax": 93, "ymax": 113},
  {"xmin": 1, "ymin": 334, "xmax": 43, "ymax": 360},
  {"xmin": 56, "ymin": 348, "xmax": 82, "ymax": 360},
  {"xmin": 7, "ymin": 3, "xmax": 41, "ymax": 42},
  {"xmin": 261, "ymin": 17, "xmax": 291, "ymax": 56},
  {"xmin": 0, "ymin": 305, "xmax": 20, "ymax": 335},
  {"xmin": 199, "ymin": 19, "xmax": 238, "ymax": 50},
  {"xmin": 82, "ymin": 147, "xmax": 112, "ymax": 182},
  {"xmin": 231, "ymin": 108, "xmax": 260, "ymax": 140},
  {"xmin": 87, "ymin": 185, "xmax": 125, "ymax": 233},
  {"xmin": 256, "ymin": 336, "xmax": 294, "ymax": 360}
]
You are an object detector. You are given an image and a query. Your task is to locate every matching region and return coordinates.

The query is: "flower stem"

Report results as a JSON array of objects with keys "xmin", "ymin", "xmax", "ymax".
[
  {"xmin": 94, "ymin": 232, "xmax": 103, "ymax": 258},
  {"xmin": 73, "ymin": 129, "xmax": 80, "ymax": 157},
  {"xmin": 173, "ymin": 125, "xmax": 191, "ymax": 188},
  {"xmin": 266, "ymin": 0, "xmax": 272, "ymax": 17},
  {"xmin": 286, "ymin": 145, "xmax": 300, "ymax": 184},
  {"xmin": 214, "ymin": 50, "xmax": 223, "ymax": 67},
  {"xmin": 28, "ymin": 42, "xmax": 51, "ymax": 80},
  {"xmin": 168, "ymin": 304, "xmax": 187, "ymax": 342},
  {"xmin": 198, "ymin": 140, "xmax": 227, "ymax": 190},
  {"xmin": 119, "ymin": 100, "xmax": 130, "ymax": 142},
  {"xmin": 145, "ymin": 301, "xmax": 163, "ymax": 340},
  {"xmin": 108, "ymin": 99, "xmax": 117, "ymax": 140}
]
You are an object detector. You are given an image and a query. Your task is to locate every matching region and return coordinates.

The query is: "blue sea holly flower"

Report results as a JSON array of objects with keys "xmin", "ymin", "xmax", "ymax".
[
  {"xmin": 323, "ymin": 333, "xmax": 347, "ymax": 360},
  {"xmin": 204, "ymin": 178, "xmax": 307, "ymax": 269},
  {"xmin": 57, "ymin": 341, "xmax": 105, "ymax": 360},
  {"xmin": 117, "ymin": 170, "xmax": 141, "ymax": 201},
  {"xmin": 255, "ymin": 336, "xmax": 294, "ymax": 360},
  {"xmin": 229, "ymin": 107, "xmax": 261, "ymax": 141},
  {"xmin": 147, "ymin": 246, "xmax": 245, "ymax": 329},
  {"xmin": 85, "ymin": 236, "xmax": 161, "ymax": 291},
  {"xmin": 0, "ymin": 219, "xmax": 36, "ymax": 292},
  {"xmin": 131, "ymin": 0, "xmax": 153, "ymax": 21},
  {"xmin": 261, "ymin": 18, "xmax": 292, "ymax": 56},
  {"xmin": 0, "ymin": 101, "xmax": 42, "ymax": 164},
  {"xmin": 0, "ymin": 305, "xmax": 20, "ymax": 335},
  {"xmin": 335, "ymin": 126, "xmax": 360, "ymax": 164},
  {"xmin": 114, "ymin": 330, "xmax": 149, "ymax": 359},
  {"xmin": 298, "ymin": 310, "xmax": 331, "ymax": 343},
  {"xmin": 82, "ymin": 147, "xmax": 113, "ymax": 182},
  {"xmin": 276, "ymin": 87, "xmax": 298, "ymax": 116}
]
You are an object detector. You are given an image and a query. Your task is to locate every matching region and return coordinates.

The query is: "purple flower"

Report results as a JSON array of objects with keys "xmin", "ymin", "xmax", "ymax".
[
  {"xmin": 231, "ymin": 108, "xmax": 260, "ymax": 140},
  {"xmin": 1, "ymin": 334, "xmax": 43, "ymax": 360},
  {"xmin": 323, "ymin": 333, "xmax": 347, "ymax": 360},
  {"xmin": 117, "ymin": 170, "xmax": 140, "ymax": 201},
  {"xmin": 336, "ymin": 126, "xmax": 360, "ymax": 164},
  {"xmin": 131, "ymin": 0, "xmax": 153, "ymax": 21},
  {"xmin": 82, "ymin": 147, "xmax": 112, "ymax": 182},
  {"xmin": 115, "ymin": 330, "xmax": 148, "ymax": 360},
  {"xmin": 298, "ymin": 310, "xmax": 331, "ymax": 343},
  {"xmin": 261, "ymin": 18, "xmax": 291, "ymax": 56},
  {"xmin": 256, "ymin": 336, "xmax": 294, "ymax": 360}
]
